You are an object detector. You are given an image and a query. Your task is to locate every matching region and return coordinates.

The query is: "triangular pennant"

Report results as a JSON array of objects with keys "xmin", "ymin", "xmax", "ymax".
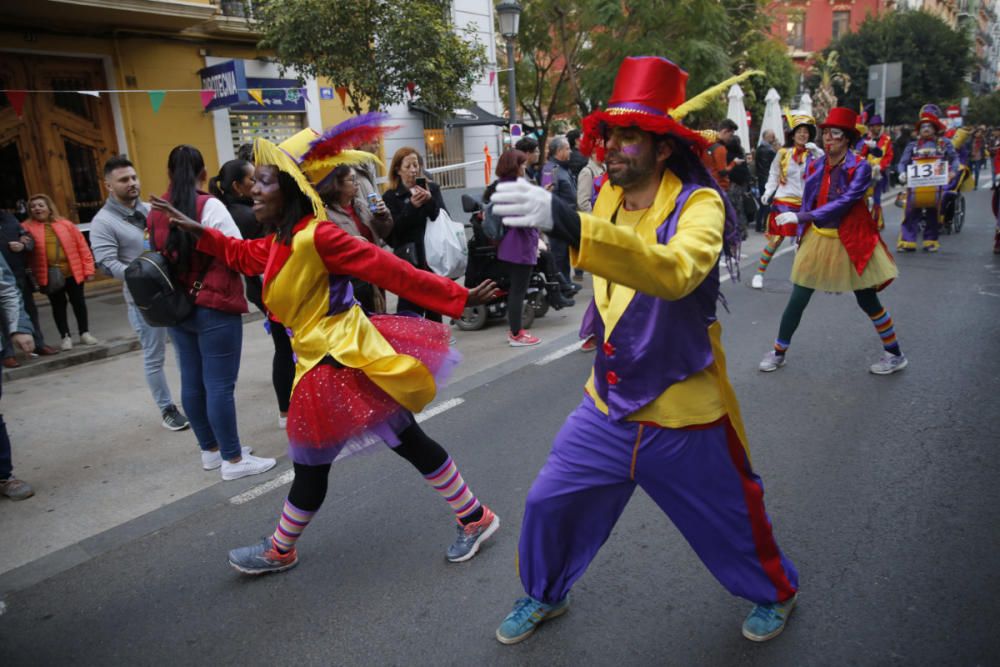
[
  {"xmin": 489, "ymin": 70, "xmax": 496, "ymax": 87},
  {"xmin": 148, "ymin": 90, "xmax": 166, "ymax": 113},
  {"xmin": 78, "ymin": 90, "xmax": 101, "ymax": 98},
  {"xmin": 248, "ymin": 88, "xmax": 265, "ymax": 106},
  {"xmin": 200, "ymin": 89, "xmax": 216, "ymax": 109},
  {"xmin": 335, "ymin": 86, "xmax": 348, "ymax": 111},
  {"xmin": 406, "ymin": 81, "xmax": 416, "ymax": 100},
  {"xmin": 7, "ymin": 91, "xmax": 27, "ymax": 118}
]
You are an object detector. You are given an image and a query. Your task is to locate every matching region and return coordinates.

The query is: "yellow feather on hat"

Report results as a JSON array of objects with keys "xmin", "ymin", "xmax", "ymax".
[{"xmin": 668, "ymin": 70, "xmax": 763, "ymax": 120}]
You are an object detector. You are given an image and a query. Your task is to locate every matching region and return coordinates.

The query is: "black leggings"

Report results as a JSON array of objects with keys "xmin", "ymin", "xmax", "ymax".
[
  {"xmin": 270, "ymin": 322, "xmax": 294, "ymax": 413},
  {"xmin": 778, "ymin": 284, "xmax": 887, "ymax": 345},
  {"xmin": 505, "ymin": 262, "xmax": 532, "ymax": 334},
  {"xmin": 47, "ymin": 276, "xmax": 88, "ymax": 338},
  {"xmin": 287, "ymin": 420, "xmax": 449, "ymax": 512}
]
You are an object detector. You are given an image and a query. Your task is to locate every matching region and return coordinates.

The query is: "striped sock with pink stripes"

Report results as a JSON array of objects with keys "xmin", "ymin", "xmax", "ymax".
[
  {"xmin": 271, "ymin": 499, "xmax": 316, "ymax": 554},
  {"xmin": 424, "ymin": 457, "xmax": 483, "ymax": 525}
]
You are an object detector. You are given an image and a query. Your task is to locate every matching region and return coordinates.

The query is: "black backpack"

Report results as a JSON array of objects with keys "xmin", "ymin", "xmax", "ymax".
[{"xmin": 125, "ymin": 196, "xmax": 210, "ymax": 327}]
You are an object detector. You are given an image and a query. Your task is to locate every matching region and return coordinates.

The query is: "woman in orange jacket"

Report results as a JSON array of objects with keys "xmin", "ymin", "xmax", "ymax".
[{"xmin": 23, "ymin": 194, "xmax": 98, "ymax": 350}]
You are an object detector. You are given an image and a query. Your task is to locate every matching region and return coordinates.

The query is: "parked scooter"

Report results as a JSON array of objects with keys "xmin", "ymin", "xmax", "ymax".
[{"xmin": 454, "ymin": 195, "xmax": 556, "ymax": 331}]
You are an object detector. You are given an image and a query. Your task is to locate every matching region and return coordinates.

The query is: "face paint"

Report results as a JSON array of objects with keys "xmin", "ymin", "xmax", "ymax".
[
  {"xmin": 621, "ymin": 143, "xmax": 642, "ymax": 156},
  {"xmin": 828, "ymin": 128, "xmax": 845, "ymax": 139}
]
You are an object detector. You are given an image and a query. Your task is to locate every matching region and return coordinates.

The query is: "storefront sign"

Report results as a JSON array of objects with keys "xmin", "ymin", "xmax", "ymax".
[
  {"xmin": 199, "ymin": 60, "xmax": 248, "ymax": 110},
  {"xmin": 231, "ymin": 78, "xmax": 306, "ymax": 112}
]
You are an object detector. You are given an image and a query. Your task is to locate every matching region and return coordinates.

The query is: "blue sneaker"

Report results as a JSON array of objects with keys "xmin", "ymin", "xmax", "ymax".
[
  {"xmin": 446, "ymin": 506, "xmax": 499, "ymax": 563},
  {"xmin": 742, "ymin": 593, "xmax": 798, "ymax": 642},
  {"xmin": 496, "ymin": 596, "xmax": 570, "ymax": 644},
  {"xmin": 228, "ymin": 537, "xmax": 298, "ymax": 575}
]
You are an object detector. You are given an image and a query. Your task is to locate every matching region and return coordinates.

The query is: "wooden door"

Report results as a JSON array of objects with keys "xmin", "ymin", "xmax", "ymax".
[{"xmin": 0, "ymin": 53, "xmax": 118, "ymax": 223}]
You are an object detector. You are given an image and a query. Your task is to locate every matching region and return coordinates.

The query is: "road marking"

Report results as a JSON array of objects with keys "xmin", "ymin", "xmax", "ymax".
[
  {"xmin": 415, "ymin": 397, "xmax": 465, "ymax": 423},
  {"xmin": 229, "ymin": 398, "xmax": 465, "ymax": 505},
  {"xmin": 535, "ymin": 342, "xmax": 584, "ymax": 366}
]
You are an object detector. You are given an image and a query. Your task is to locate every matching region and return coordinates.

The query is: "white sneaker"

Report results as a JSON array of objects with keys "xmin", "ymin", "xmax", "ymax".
[
  {"xmin": 278, "ymin": 414, "xmax": 288, "ymax": 429},
  {"xmin": 61, "ymin": 335, "xmax": 73, "ymax": 351},
  {"xmin": 221, "ymin": 453, "xmax": 276, "ymax": 481},
  {"xmin": 79, "ymin": 332, "xmax": 99, "ymax": 345},
  {"xmin": 869, "ymin": 351, "xmax": 907, "ymax": 375},
  {"xmin": 201, "ymin": 446, "xmax": 254, "ymax": 471},
  {"xmin": 751, "ymin": 274, "xmax": 764, "ymax": 289},
  {"xmin": 758, "ymin": 350, "xmax": 787, "ymax": 372}
]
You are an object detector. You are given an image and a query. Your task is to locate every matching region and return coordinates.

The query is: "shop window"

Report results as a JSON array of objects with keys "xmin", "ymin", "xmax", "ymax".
[
  {"xmin": 229, "ymin": 112, "xmax": 305, "ymax": 153},
  {"xmin": 0, "ymin": 141, "xmax": 28, "ymax": 212},
  {"xmin": 832, "ymin": 10, "xmax": 851, "ymax": 40},
  {"xmin": 62, "ymin": 138, "xmax": 103, "ymax": 223},
  {"xmin": 52, "ymin": 77, "xmax": 95, "ymax": 122},
  {"xmin": 422, "ymin": 116, "xmax": 466, "ymax": 190}
]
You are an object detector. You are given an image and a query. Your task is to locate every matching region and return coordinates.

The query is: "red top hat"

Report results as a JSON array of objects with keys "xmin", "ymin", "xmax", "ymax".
[
  {"xmin": 581, "ymin": 57, "xmax": 709, "ymax": 155},
  {"xmin": 818, "ymin": 107, "xmax": 860, "ymax": 134},
  {"xmin": 916, "ymin": 112, "xmax": 946, "ymax": 134}
]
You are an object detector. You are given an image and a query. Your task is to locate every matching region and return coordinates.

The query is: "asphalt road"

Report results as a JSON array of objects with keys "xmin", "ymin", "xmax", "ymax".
[{"xmin": 1, "ymin": 190, "xmax": 998, "ymax": 666}]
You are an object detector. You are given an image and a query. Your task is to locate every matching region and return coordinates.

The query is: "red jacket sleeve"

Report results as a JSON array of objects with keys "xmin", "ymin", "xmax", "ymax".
[
  {"xmin": 879, "ymin": 137, "xmax": 893, "ymax": 171},
  {"xmin": 313, "ymin": 221, "xmax": 468, "ymax": 320},
  {"xmin": 196, "ymin": 226, "xmax": 271, "ymax": 276}
]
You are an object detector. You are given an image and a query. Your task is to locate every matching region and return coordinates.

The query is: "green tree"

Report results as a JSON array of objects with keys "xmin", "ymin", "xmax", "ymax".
[
  {"xmin": 742, "ymin": 38, "xmax": 800, "ymax": 129},
  {"xmin": 965, "ymin": 91, "xmax": 1000, "ymax": 126},
  {"xmin": 249, "ymin": 0, "xmax": 487, "ymax": 115},
  {"xmin": 824, "ymin": 10, "xmax": 973, "ymax": 123}
]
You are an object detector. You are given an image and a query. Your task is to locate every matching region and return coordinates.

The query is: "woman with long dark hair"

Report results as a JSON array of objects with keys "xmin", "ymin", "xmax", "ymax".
[
  {"xmin": 210, "ymin": 158, "xmax": 295, "ymax": 429},
  {"xmin": 151, "ymin": 130, "xmax": 500, "ymax": 574},
  {"xmin": 147, "ymin": 145, "xmax": 275, "ymax": 480}
]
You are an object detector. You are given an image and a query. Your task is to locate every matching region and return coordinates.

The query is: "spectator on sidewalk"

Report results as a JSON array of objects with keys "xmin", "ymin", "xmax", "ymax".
[
  {"xmin": 90, "ymin": 155, "xmax": 189, "ymax": 432},
  {"xmin": 725, "ymin": 134, "xmax": 752, "ymax": 238},
  {"xmin": 515, "ymin": 137, "xmax": 541, "ymax": 184},
  {"xmin": 702, "ymin": 119, "xmax": 737, "ymax": 190},
  {"xmin": 753, "ymin": 130, "xmax": 778, "ymax": 232},
  {"xmin": 0, "ymin": 211, "xmax": 57, "ymax": 367},
  {"xmin": 147, "ymin": 145, "xmax": 276, "ymax": 481},
  {"xmin": 23, "ymin": 194, "xmax": 98, "ymax": 351},
  {"xmin": 541, "ymin": 136, "xmax": 580, "ymax": 290},
  {"xmin": 0, "ymin": 253, "xmax": 38, "ymax": 500},
  {"xmin": 565, "ymin": 129, "xmax": 590, "ymax": 180}
]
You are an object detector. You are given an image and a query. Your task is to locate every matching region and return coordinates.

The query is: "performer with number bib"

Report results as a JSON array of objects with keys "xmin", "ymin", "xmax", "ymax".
[
  {"xmin": 752, "ymin": 113, "xmax": 823, "ymax": 289},
  {"xmin": 758, "ymin": 108, "xmax": 905, "ymax": 376},
  {"xmin": 488, "ymin": 57, "xmax": 799, "ymax": 646},
  {"xmin": 896, "ymin": 105, "xmax": 960, "ymax": 252}
]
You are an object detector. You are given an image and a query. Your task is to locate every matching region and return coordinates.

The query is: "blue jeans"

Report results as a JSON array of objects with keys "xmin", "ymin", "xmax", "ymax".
[
  {"xmin": 127, "ymin": 300, "xmax": 175, "ymax": 412},
  {"xmin": 169, "ymin": 306, "xmax": 244, "ymax": 460},
  {"xmin": 0, "ymin": 370, "xmax": 11, "ymax": 480}
]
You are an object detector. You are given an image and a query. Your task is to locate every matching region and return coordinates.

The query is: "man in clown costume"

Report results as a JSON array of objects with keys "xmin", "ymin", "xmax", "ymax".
[
  {"xmin": 896, "ymin": 104, "xmax": 960, "ymax": 252},
  {"xmin": 489, "ymin": 57, "xmax": 799, "ymax": 646}
]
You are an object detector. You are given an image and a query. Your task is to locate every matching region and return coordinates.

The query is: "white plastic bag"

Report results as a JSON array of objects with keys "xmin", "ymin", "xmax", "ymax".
[{"xmin": 423, "ymin": 209, "xmax": 468, "ymax": 279}]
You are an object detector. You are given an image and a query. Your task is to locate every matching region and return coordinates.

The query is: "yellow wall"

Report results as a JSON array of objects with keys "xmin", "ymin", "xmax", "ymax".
[{"xmin": 1, "ymin": 30, "xmax": 357, "ymax": 199}]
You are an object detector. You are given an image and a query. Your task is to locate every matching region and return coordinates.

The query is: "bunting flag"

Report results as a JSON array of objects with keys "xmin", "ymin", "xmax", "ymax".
[
  {"xmin": 406, "ymin": 81, "xmax": 416, "ymax": 100},
  {"xmin": 248, "ymin": 88, "xmax": 265, "ymax": 106},
  {"xmin": 483, "ymin": 143, "xmax": 492, "ymax": 186},
  {"xmin": 489, "ymin": 70, "xmax": 496, "ymax": 87},
  {"xmin": 335, "ymin": 85, "xmax": 348, "ymax": 110},
  {"xmin": 200, "ymin": 89, "xmax": 216, "ymax": 109},
  {"xmin": 7, "ymin": 91, "xmax": 27, "ymax": 118},
  {"xmin": 78, "ymin": 90, "xmax": 101, "ymax": 98},
  {"xmin": 148, "ymin": 90, "xmax": 166, "ymax": 113}
]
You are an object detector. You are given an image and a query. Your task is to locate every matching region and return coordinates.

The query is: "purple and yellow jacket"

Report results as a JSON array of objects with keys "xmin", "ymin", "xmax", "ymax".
[{"xmin": 569, "ymin": 168, "xmax": 751, "ymax": 449}]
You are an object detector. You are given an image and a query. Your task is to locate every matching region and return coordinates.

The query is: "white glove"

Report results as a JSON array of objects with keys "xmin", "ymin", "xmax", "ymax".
[
  {"xmin": 805, "ymin": 142, "xmax": 823, "ymax": 156},
  {"xmin": 775, "ymin": 212, "xmax": 798, "ymax": 226},
  {"xmin": 491, "ymin": 178, "xmax": 554, "ymax": 232},
  {"xmin": 898, "ymin": 171, "xmax": 907, "ymax": 184},
  {"xmin": 871, "ymin": 165, "xmax": 881, "ymax": 182},
  {"xmin": 865, "ymin": 140, "xmax": 877, "ymax": 149},
  {"xmin": 760, "ymin": 193, "xmax": 773, "ymax": 206}
]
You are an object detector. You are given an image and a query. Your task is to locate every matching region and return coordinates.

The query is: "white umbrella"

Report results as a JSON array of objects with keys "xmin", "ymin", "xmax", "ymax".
[
  {"xmin": 759, "ymin": 88, "xmax": 784, "ymax": 146},
  {"xmin": 726, "ymin": 84, "xmax": 750, "ymax": 153},
  {"xmin": 799, "ymin": 91, "xmax": 813, "ymax": 116}
]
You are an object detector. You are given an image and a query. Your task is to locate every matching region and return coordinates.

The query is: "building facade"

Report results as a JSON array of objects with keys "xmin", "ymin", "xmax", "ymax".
[
  {"xmin": 768, "ymin": 0, "xmax": 894, "ymax": 63},
  {"xmin": 958, "ymin": 0, "xmax": 998, "ymax": 93},
  {"xmin": 0, "ymin": 0, "xmax": 504, "ymax": 227}
]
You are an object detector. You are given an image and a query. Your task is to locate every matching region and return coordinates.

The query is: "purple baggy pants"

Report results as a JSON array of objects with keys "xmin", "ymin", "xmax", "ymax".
[{"xmin": 518, "ymin": 398, "xmax": 798, "ymax": 606}]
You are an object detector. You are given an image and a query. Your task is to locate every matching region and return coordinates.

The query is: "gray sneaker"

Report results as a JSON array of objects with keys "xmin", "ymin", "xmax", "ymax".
[
  {"xmin": 161, "ymin": 405, "xmax": 190, "ymax": 431},
  {"xmin": 869, "ymin": 351, "xmax": 907, "ymax": 375},
  {"xmin": 447, "ymin": 506, "xmax": 499, "ymax": 562},
  {"xmin": 228, "ymin": 537, "xmax": 298, "ymax": 575},
  {"xmin": 0, "ymin": 476, "xmax": 35, "ymax": 501},
  {"xmin": 758, "ymin": 350, "xmax": 787, "ymax": 372}
]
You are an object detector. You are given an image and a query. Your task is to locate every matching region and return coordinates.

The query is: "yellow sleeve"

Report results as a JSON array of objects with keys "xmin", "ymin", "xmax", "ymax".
[{"xmin": 571, "ymin": 188, "xmax": 724, "ymax": 301}]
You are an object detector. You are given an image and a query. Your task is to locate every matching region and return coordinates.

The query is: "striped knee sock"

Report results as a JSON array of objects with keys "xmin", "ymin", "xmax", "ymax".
[
  {"xmin": 773, "ymin": 338, "xmax": 790, "ymax": 355},
  {"xmin": 425, "ymin": 457, "xmax": 482, "ymax": 524},
  {"xmin": 757, "ymin": 238, "xmax": 781, "ymax": 274},
  {"xmin": 869, "ymin": 308, "xmax": 901, "ymax": 355},
  {"xmin": 272, "ymin": 499, "xmax": 316, "ymax": 553}
]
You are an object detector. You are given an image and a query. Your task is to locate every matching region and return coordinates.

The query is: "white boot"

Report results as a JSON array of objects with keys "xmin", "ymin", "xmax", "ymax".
[{"xmin": 751, "ymin": 274, "xmax": 764, "ymax": 289}]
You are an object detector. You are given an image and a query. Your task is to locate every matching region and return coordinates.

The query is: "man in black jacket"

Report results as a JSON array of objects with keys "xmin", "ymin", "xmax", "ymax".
[
  {"xmin": 541, "ymin": 137, "xmax": 581, "ymax": 291},
  {"xmin": 0, "ymin": 211, "xmax": 56, "ymax": 366},
  {"xmin": 753, "ymin": 130, "xmax": 778, "ymax": 232}
]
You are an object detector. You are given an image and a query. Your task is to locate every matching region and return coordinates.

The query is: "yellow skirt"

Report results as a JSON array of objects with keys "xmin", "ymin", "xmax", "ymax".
[{"xmin": 790, "ymin": 228, "xmax": 897, "ymax": 292}]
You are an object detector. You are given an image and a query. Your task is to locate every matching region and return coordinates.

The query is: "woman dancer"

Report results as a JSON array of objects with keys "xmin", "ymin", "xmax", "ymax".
[
  {"xmin": 152, "ymin": 128, "xmax": 500, "ymax": 573},
  {"xmin": 752, "ymin": 114, "xmax": 823, "ymax": 289}
]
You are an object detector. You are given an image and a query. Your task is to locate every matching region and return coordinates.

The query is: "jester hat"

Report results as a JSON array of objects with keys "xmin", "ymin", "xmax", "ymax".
[{"xmin": 917, "ymin": 104, "xmax": 946, "ymax": 133}]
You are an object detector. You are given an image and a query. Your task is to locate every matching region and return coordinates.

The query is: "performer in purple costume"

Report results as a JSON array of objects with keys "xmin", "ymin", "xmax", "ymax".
[{"xmin": 489, "ymin": 57, "xmax": 799, "ymax": 646}]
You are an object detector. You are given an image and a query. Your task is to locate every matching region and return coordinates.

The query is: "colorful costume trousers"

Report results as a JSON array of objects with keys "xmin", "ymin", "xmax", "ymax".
[
  {"xmin": 518, "ymin": 398, "xmax": 798, "ymax": 606},
  {"xmin": 899, "ymin": 189, "xmax": 942, "ymax": 250}
]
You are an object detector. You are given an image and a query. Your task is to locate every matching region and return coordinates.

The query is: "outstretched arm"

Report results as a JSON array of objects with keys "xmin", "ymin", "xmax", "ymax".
[
  {"xmin": 195, "ymin": 226, "xmax": 271, "ymax": 276},
  {"xmin": 797, "ymin": 161, "xmax": 872, "ymax": 228}
]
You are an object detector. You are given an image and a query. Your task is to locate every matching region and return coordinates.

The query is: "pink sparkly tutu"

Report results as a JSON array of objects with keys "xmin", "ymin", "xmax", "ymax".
[{"xmin": 286, "ymin": 314, "xmax": 459, "ymax": 465}]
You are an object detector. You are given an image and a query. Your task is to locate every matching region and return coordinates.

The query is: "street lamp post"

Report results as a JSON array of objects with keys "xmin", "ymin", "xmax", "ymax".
[{"xmin": 496, "ymin": 0, "xmax": 522, "ymax": 127}]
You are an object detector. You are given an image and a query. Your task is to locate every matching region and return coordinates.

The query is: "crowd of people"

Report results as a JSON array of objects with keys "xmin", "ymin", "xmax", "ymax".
[{"xmin": 2, "ymin": 50, "xmax": 999, "ymax": 651}]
